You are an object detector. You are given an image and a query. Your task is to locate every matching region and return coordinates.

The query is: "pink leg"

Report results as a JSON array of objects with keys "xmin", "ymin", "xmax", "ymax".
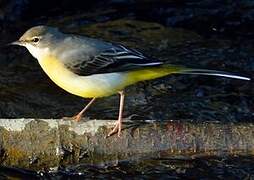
[
  {"xmin": 107, "ymin": 91, "xmax": 125, "ymax": 137},
  {"xmin": 68, "ymin": 97, "xmax": 96, "ymax": 122}
]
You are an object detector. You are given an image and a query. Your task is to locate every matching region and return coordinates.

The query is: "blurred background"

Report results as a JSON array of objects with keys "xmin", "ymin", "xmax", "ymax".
[{"xmin": 0, "ymin": 0, "xmax": 253, "ymax": 178}]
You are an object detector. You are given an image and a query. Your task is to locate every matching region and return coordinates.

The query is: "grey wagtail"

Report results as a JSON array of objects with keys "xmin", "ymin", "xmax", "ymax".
[{"xmin": 11, "ymin": 26, "xmax": 250, "ymax": 137}]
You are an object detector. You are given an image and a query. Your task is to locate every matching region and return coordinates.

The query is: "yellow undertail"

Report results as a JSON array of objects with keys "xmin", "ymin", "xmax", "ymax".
[{"xmin": 124, "ymin": 65, "xmax": 188, "ymax": 85}]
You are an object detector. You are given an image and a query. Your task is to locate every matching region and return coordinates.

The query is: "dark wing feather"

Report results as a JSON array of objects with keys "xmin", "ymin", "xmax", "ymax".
[{"xmin": 65, "ymin": 44, "xmax": 163, "ymax": 76}]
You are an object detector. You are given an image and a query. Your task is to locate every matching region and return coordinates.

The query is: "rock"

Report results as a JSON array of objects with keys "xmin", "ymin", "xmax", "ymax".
[{"xmin": 1, "ymin": 119, "xmax": 254, "ymax": 170}]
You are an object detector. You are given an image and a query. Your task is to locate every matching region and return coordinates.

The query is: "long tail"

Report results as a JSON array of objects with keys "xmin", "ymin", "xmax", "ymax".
[
  {"xmin": 175, "ymin": 68, "xmax": 251, "ymax": 81},
  {"xmin": 124, "ymin": 65, "xmax": 250, "ymax": 86}
]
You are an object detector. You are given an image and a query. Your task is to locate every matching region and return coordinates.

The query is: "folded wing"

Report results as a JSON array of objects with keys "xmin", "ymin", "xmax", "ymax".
[{"xmin": 63, "ymin": 44, "xmax": 163, "ymax": 76}]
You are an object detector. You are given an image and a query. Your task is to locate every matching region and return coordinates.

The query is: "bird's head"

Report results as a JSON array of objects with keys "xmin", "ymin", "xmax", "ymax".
[{"xmin": 10, "ymin": 25, "xmax": 62, "ymax": 59}]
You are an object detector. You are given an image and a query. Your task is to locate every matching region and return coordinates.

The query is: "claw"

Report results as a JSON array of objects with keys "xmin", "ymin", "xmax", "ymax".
[
  {"xmin": 62, "ymin": 98, "xmax": 96, "ymax": 122},
  {"xmin": 63, "ymin": 113, "xmax": 82, "ymax": 122},
  {"xmin": 107, "ymin": 121, "xmax": 121, "ymax": 137},
  {"xmin": 72, "ymin": 114, "xmax": 82, "ymax": 122}
]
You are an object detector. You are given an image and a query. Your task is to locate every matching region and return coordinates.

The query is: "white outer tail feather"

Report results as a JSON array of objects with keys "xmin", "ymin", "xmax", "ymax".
[{"xmin": 177, "ymin": 69, "xmax": 251, "ymax": 81}]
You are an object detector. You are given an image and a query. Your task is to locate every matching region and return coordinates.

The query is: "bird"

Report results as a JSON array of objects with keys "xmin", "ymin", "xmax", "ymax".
[{"xmin": 10, "ymin": 25, "xmax": 250, "ymax": 137}]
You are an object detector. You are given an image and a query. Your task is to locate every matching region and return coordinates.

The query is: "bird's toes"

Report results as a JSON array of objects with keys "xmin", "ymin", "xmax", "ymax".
[
  {"xmin": 106, "ymin": 123, "xmax": 120, "ymax": 138},
  {"xmin": 72, "ymin": 114, "xmax": 82, "ymax": 122},
  {"xmin": 62, "ymin": 114, "xmax": 82, "ymax": 122}
]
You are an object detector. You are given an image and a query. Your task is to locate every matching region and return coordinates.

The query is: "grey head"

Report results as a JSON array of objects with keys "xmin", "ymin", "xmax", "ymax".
[
  {"xmin": 10, "ymin": 25, "xmax": 67, "ymax": 59},
  {"xmin": 11, "ymin": 25, "xmax": 63, "ymax": 48}
]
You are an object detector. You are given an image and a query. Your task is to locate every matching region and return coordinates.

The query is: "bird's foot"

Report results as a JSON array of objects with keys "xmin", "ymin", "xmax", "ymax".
[
  {"xmin": 63, "ymin": 113, "xmax": 82, "ymax": 122},
  {"xmin": 107, "ymin": 120, "xmax": 122, "ymax": 137}
]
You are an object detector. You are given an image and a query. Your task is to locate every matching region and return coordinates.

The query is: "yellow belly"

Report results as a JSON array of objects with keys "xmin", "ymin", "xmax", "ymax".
[
  {"xmin": 38, "ymin": 55, "xmax": 126, "ymax": 98},
  {"xmin": 38, "ymin": 55, "xmax": 179, "ymax": 98}
]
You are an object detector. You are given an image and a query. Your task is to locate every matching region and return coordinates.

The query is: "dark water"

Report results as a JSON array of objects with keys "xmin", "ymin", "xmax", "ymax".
[
  {"xmin": 1, "ymin": 156, "xmax": 254, "ymax": 179},
  {"xmin": 0, "ymin": 1, "xmax": 254, "ymax": 179}
]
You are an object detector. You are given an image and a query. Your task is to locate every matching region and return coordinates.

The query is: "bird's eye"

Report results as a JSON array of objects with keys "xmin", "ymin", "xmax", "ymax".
[{"xmin": 32, "ymin": 37, "xmax": 40, "ymax": 43}]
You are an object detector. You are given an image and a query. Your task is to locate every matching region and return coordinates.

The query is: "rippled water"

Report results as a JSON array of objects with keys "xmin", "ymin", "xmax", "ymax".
[{"xmin": 1, "ymin": 156, "xmax": 254, "ymax": 179}]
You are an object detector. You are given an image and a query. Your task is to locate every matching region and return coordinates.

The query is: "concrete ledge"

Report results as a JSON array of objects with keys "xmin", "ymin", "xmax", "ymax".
[{"xmin": 0, "ymin": 119, "xmax": 253, "ymax": 170}]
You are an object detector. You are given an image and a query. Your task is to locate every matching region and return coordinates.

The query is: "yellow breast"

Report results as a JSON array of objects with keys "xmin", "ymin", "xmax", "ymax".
[{"xmin": 38, "ymin": 55, "xmax": 125, "ymax": 98}]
